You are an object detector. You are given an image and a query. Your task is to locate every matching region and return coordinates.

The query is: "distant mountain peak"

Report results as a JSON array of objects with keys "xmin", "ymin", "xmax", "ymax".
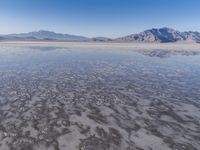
[
  {"xmin": 34, "ymin": 30, "xmax": 58, "ymax": 34},
  {"xmin": 116, "ymin": 27, "xmax": 200, "ymax": 43},
  {"xmin": 5, "ymin": 30, "xmax": 89, "ymax": 41},
  {"xmin": 0, "ymin": 27, "xmax": 200, "ymax": 43}
]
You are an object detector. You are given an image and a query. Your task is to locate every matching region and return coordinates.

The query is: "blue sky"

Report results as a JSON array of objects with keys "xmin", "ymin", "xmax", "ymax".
[{"xmin": 0, "ymin": 0, "xmax": 200, "ymax": 37}]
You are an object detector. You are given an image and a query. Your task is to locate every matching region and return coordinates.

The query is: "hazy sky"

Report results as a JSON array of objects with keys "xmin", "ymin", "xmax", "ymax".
[{"xmin": 0, "ymin": 0, "xmax": 200, "ymax": 37}]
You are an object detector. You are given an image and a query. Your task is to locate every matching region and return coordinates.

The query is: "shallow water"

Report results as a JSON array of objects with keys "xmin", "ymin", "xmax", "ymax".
[{"xmin": 0, "ymin": 47, "xmax": 200, "ymax": 150}]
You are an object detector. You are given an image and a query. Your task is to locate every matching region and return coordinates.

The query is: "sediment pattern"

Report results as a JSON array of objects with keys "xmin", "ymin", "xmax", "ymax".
[{"xmin": 0, "ymin": 47, "xmax": 200, "ymax": 150}]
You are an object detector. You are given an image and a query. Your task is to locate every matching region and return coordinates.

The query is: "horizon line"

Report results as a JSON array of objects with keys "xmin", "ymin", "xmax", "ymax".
[{"xmin": 1, "ymin": 27, "xmax": 200, "ymax": 39}]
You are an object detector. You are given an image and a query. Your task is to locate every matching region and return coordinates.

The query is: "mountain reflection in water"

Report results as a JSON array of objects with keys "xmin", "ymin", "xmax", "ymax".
[{"xmin": 0, "ymin": 47, "xmax": 200, "ymax": 150}]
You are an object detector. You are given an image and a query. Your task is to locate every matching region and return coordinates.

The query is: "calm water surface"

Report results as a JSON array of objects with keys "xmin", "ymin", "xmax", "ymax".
[{"xmin": 0, "ymin": 47, "xmax": 199, "ymax": 150}]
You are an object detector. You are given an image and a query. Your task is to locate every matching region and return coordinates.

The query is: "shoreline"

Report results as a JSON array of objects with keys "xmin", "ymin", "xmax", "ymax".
[{"xmin": 0, "ymin": 41, "xmax": 200, "ymax": 51}]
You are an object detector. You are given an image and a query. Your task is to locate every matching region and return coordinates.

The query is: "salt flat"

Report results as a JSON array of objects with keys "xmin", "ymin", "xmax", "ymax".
[{"xmin": 1, "ymin": 41, "xmax": 200, "ymax": 51}]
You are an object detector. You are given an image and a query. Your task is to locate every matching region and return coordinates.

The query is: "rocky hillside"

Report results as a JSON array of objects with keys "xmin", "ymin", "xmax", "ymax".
[{"xmin": 115, "ymin": 27, "xmax": 200, "ymax": 43}]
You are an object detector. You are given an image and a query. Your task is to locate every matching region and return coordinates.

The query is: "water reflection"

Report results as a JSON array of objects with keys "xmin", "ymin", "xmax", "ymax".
[{"xmin": 0, "ymin": 47, "xmax": 200, "ymax": 150}]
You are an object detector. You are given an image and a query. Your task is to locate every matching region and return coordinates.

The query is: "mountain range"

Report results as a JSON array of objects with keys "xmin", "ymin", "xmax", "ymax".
[
  {"xmin": 1, "ymin": 30, "xmax": 89, "ymax": 41},
  {"xmin": 0, "ymin": 27, "xmax": 200, "ymax": 43},
  {"xmin": 116, "ymin": 27, "xmax": 200, "ymax": 43}
]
